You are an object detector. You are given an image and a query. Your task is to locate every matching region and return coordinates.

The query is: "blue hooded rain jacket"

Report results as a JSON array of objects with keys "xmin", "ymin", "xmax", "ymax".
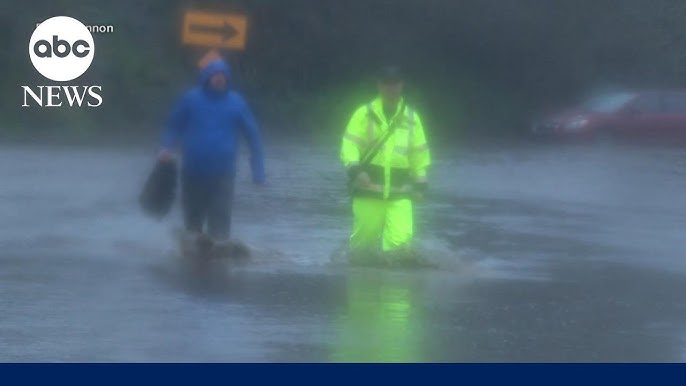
[{"xmin": 162, "ymin": 59, "xmax": 265, "ymax": 183}]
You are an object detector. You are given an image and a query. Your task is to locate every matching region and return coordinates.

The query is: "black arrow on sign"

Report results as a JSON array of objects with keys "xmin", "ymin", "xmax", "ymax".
[{"xmin": 189, "ymin": 21, "xmax": 238, "ymax": 41}]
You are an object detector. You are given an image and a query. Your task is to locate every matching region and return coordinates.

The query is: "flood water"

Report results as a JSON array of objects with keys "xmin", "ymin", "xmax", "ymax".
[{"xmin": 2, "ymin": 141, "xmax": 686, "ymax": 362}]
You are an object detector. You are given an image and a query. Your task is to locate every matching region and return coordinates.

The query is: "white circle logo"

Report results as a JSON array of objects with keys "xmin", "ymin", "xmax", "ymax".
[{"xmin": 29, "ymin": 16, "xmax": 95, "ymax": 82}]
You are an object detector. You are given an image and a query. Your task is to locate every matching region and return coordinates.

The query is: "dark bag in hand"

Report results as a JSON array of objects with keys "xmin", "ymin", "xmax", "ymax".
[{"xmin": 139, "ymin": 160, "xmax": 177, "ymax": 219}]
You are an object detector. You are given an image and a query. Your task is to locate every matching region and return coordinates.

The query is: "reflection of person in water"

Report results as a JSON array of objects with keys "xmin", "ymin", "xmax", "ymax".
[{"xmin": 331, "ymin": 272, "xmax": 426, "ymax": 362}]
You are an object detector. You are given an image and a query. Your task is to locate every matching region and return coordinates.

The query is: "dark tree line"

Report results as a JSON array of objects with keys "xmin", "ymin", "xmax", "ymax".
[{"xmin": 3, "ymin": 0, "xmax": 686, "ymax": 142}]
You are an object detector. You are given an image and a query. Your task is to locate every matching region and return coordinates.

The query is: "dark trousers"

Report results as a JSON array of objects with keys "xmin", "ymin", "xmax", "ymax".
[{"xmin": 181, "ymin": 173, "xmax": 235, "ymax": 239}]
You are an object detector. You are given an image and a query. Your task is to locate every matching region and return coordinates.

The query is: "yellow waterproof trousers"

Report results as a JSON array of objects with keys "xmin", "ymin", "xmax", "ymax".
[{"xmin": 350, "ymin": 197, "xmax": 413, "ymax": 256}]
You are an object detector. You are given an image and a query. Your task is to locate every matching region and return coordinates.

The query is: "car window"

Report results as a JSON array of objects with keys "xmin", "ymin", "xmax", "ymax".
[
  {"xmin": 582, "ymin": 93, "xmax": 635, "ymax": 113},
  {"xmin": 631, "ymin": 93, "xmax": 661, "ymax": 113},
  {"xmin": 663, "ymin": 93, "xmax": 686, "ymax": 113}
]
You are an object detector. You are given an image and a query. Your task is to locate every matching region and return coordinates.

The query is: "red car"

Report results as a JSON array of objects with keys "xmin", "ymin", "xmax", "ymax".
[{"xmin": 531, "ymin": 91, "xmax": 686, "ymax": 142}]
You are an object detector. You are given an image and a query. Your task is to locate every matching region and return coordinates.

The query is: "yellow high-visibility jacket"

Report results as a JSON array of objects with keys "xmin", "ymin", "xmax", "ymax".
[{"xmin": 341, "ymin": 97, "xmax": 431, "ymax": 199}]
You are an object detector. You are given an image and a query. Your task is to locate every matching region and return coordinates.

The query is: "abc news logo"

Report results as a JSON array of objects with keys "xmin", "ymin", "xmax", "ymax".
[
  {"xmin": 22, "ymin": 16, "xmax": 102, "ymax": 107},
  {"xmin": 33, "ymin": 35, "xmax": 91, "ymax": 59}
]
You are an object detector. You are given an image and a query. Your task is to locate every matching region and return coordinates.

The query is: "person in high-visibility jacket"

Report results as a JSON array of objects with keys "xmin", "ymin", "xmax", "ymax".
[{"xmin": 340, "ymin": 66, "xmax": 431, "ymax": 263}]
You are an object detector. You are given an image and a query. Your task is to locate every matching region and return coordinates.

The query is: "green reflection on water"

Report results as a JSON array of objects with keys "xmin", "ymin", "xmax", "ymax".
[{"xmin": 331, "ymin": 271, "xmax": 428, "ymax": 362}]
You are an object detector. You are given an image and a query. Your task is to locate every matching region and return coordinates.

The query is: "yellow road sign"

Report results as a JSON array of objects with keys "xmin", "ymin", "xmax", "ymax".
[{"xmin": 182, "ymin": 11, "xmax": 247, "ymax": 50}]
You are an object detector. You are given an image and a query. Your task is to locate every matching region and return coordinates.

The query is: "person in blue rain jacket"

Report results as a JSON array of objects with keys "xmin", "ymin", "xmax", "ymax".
[{"xmin": 159, "ymin": 58, "xmax": 265, "ymax": 245}]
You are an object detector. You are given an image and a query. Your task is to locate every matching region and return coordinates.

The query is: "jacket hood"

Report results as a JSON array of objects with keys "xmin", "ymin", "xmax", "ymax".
[{"xmin": 199, "ymin": 59, "xmax": 232, "ymax": 90}]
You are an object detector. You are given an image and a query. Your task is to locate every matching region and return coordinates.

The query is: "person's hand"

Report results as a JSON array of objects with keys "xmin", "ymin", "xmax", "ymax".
[
  {"xmin": 412, "ymin": 181, "xmax": 428, "ymax": 202},
  {"xmin": 158, "ymin": 148, "xmax": 176, "ymax": 162},
  {"xmin": 354, "ymin": 171, "xmax": 372, "ymax": 189}
]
